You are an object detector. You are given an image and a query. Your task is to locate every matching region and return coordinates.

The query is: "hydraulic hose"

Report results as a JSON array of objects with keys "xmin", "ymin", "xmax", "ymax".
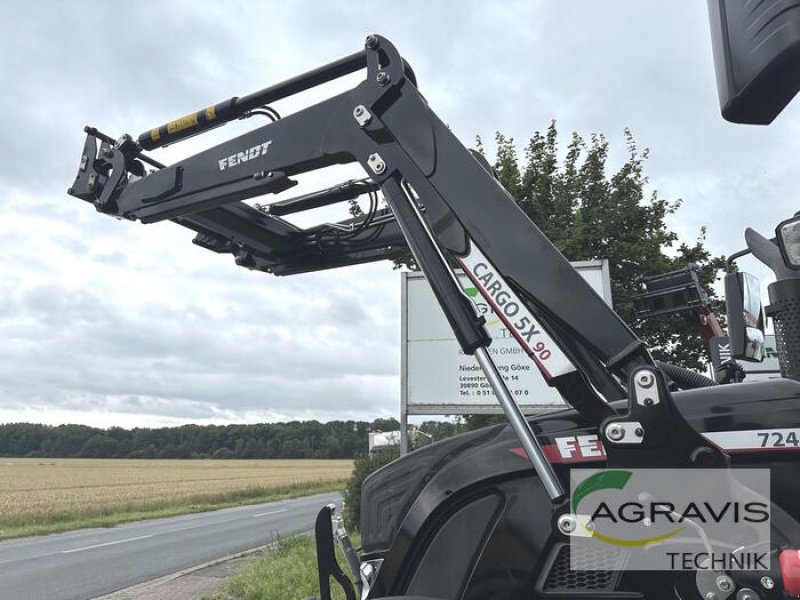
[{"xmin": 656, "ymin": 360, "xmax": 717, "ymax": 390}]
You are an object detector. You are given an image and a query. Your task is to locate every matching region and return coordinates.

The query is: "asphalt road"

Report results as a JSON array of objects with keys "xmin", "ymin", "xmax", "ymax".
[{"xmin": 0, "ymin": 491, "xmax": 341, "ymax": 600}]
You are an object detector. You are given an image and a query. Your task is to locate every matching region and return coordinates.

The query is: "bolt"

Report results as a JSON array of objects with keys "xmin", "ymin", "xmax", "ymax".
[
  {"xmin": 353, "ymin": 104, "xmax": 371, "ymax": 127},
  {"xmin": 760, "ymin": 576, "xmax": 774, "ymax": 590},
  {"xmin": 365, "ymin": 35, "xmax": 379, "ymax": 49},
  {"xmin": 636, "ymin": 371, "xmax": 655, "ymax": 388},
  {"xmin": 376, "ymin": 71, "xmax": 390, "ymax": 86},
  {"xmin": 705, "ymin": 593, "xmax": 718, "ymax": 600},
  {"xmin": 716, "ymin": 575, "xmax": 733, "ymax": 592},
  {"xmin": 736, "ymin": 589, "xmax": 758, "ymax": 600},
  {"xmin": 368, "ymin": 153, "xmax": 386, "ymax": 175},
  {"xmin": 634, "ymin": 427, "xmax": 644, "ymax": 437},
  {"xmin": 644, "ymin": 398, "xmax": 654, "ymax": 407},
  {"xmin": 606, "ymin": 425, "xmax": 625, "ymax": 441},
  {"xmin": 557, "ymin": 515, "xmax": 576, "ymax": 535}
]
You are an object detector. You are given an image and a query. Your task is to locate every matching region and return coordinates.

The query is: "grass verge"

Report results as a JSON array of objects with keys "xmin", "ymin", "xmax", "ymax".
[
  {"xmin": 0, "ymin": 480, "xmax": 345, "ymax": 540},
  {"xmin": 212, "ymin": 532, "xmax": 360, "ymax": 600}
]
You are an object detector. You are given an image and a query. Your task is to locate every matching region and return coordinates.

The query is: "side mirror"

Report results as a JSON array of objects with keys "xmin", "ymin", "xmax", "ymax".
[
  {"xmin": 776, "ymin": 214, "xmax": 800, "ymax": 270},
  {"xmin": 724, "ymin": 272, "xmax": 766, "ymax": 362},
  {"xmin": 708, "ymin": 0, "xmax": 800, "ymax": 124}
]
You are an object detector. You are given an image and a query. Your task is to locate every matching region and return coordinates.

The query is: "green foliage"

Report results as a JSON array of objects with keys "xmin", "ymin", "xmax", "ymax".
[
  {"xmin": 343, "ymin": 447, "xmax": 400, "ymax": 531},
  {"xmin": 458, "ymin": 415, "xmax": 506, "ymax": 431},
  {"xmin": 0, "ymin": 420, "xmax": 383, "ymax": 460},
  {"xmin": 414, "ymin": 420, "xmax": 459, "ymax": 444},
  {"xmin": 221, "ymin": 535, "xmax": 319, "ymax": 600},
  {"xmin": 212, "ymin": 447, "xmax": 236, "ymax": 459},
  {"xmin": 78, "ymin": 434, "xmax": 119, "ymax": 458},
  {"xmin": 370, "ymin": 417, "xmax": 400, "ymax": 432},
  {"xmin": 488, "ymin": 123, "xmax": 725, "ymax": 370},
  {"xmin": 0, "ymin": 419, "xmax": 458, "ymax": 461},
  {"xmin": 217, "ymin": 532, "xmax": 361, "ymax": 600}
]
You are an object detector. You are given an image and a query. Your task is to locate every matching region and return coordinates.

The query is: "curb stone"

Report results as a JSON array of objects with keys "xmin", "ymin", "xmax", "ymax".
[{"xmin": 92, "ymin": 544, "xmax": 273, "ymax": 600}]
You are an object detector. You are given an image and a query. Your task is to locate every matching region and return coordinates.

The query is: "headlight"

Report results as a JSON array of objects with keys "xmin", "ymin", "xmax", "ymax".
[{"xmin": 776, "ymin": 214, "xmax": 800, "ymax": 269}]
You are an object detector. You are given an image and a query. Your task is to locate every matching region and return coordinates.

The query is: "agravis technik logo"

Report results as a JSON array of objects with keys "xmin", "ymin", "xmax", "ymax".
[
  {"xmin": 569, "ymin": 469, "xmax": 771, "ymax": 571},
  {"xmin": 572, "ymin": 470, "xmax": 685, "ymax": 546}
]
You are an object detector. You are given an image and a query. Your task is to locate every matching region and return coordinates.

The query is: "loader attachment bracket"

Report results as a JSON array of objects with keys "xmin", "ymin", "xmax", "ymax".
[
  {"xmin": 601, "ymin": 366, "xmax": 727, "ymax": 468},
  {"xmin": 313, "ymin": 505, "xmax": 356, "ymax": 600}
]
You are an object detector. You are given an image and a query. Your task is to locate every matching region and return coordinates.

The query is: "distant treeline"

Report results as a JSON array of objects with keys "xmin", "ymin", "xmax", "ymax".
[{"xmin": 0, "ymin": 420, "xmax": 459, "ymax": 459}]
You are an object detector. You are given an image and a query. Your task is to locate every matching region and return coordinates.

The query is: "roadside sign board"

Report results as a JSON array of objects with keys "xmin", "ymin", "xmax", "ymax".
[{"xmin": 401, "ymin": 261, "xmax": 612, "ymax": 415}]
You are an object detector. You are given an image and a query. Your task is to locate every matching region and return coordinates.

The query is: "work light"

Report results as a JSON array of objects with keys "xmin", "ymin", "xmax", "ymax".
[{"xmin": 776, "ymin": 215, "xmax": 800, "ymax": 270}]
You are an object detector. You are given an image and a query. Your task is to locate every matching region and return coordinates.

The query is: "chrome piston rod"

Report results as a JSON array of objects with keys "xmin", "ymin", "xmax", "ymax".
[{"xmin": 474, "ymin": 346, "xmax": 565, "ymax": 501}]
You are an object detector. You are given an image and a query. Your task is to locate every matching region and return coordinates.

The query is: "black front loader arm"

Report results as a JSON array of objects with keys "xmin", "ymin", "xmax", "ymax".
[
  {"xmin": 70, "ymin": 34, "xmax": 646, "ymax": 390},
  {"xmin": 69, "ymin": 35, "xmax": 721, "ymax": 485}
]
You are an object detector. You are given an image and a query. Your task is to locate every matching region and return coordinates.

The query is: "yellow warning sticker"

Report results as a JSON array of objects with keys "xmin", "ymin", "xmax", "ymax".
[
  {"xmin": 206, "ymin": 105, "xmax": 217, "ymax": 121},
  {"xmin": 166, "ymin": 113, "xmax": 199, "ymax": 134},
  {"xmin": 151, "ymin": 128, "xmax": 161, "ymax": 141}
]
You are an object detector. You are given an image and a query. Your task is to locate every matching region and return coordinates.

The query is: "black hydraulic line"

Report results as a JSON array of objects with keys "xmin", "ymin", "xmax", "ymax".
[
  {"xmin": 137, "ymin": 50, "xmax": 368, "ymax": 151},
  {"xmin": 242, "ymin": 108, "xmax": 278, "ymax": 121},
  {"xmin": 135, "ymin": 153, "xmax": 166, "ymax": 170},
  {"xmin": 656, "ymin": 360, "xmax": 717, "ymax": 389},
  {"xmin": 268, "ymin": 180, "xmax": 379, "ymax": 217},
  {"xmin": 83, "ymin": 126, "xmax": 116, "ymax": 146}
]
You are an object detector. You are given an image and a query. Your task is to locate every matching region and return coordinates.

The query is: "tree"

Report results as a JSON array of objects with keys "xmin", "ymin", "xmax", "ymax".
[
  {"xmin": 212, "ymin": 447, "xmax": 235, "ymax": 459},
  {"xmin": 128, "ymin": 444, "xmax": 157, "ymax": 459},
  {"xmin": 343, "ymin": 447, "xmax": 400, "ymax": 531},
  {"xmin": 490, "ymin": 123, "xmax": 725, "ymax": 369},
  {"xmin": 79, "ymin": 434, "xmax": 120, "ymax": 458},
  {"xmin": 159, "ymin": 443, "xmax": 178, "ymax": 459},
  {"xmin": 370, "ymin": 418, "xmax": 401, "ymax": 432}
]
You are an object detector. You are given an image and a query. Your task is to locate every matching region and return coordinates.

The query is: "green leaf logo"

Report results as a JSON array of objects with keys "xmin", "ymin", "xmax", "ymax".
[
  {"xmin": 572, "ymin": 470, "xmax": 684, "ymax": 547},
  {"xmin": 572, "ymin": 470, "xmax": 632, "ymax": 513}
]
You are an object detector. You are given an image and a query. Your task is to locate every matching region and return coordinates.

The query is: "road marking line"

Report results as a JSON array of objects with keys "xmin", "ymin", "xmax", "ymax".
[
  {"xmin": 61, "ymin": 534, "xmax": 153, "ymax": 554},
  {"xmin": 252, "ymin": 509, "xmax": 288, "ymax": 518},
  {"xmin": 0, "ymin": 551, "xmax": 60, "ymax": 566}
]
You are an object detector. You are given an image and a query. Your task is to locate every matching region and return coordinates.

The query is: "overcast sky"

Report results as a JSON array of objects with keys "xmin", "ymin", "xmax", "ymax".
[{"xmin": 1, "ymin": 1, "xmax": 799, "ymax": 428}]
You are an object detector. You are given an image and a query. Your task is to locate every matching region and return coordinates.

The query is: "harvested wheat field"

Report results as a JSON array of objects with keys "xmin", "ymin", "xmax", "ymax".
[{"xmin": 0, "ymin": 458, "xmax": 352, "ymax": 538}]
